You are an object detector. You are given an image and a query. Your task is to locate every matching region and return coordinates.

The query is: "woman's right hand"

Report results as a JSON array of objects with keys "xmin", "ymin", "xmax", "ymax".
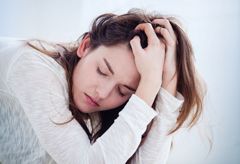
[{"xmin": 130, "ymin": 23, "xmax": 166, "ymax": 84}]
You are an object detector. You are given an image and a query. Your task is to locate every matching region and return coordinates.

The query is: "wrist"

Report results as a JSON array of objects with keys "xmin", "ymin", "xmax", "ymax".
[
  {"xmin": 135, "ymin": 78, "xmax": 162, "ymax": 107},
  {"xmin": 162, "ymin": 74, "xmax": 178, "ymax": 96},
  {"xmin": 141, "ymin": 74, "xmax": 162, "ymax": 86}
]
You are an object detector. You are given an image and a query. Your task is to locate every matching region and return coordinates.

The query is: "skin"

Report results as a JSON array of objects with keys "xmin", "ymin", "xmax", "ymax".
[
  {"xmin": 152, "ymin": 19, "xmax": 178, "ymax": 96},
  {"xmin": 72, "ymin": 38, "xmax": 140, "ymax": 113},
  {"xmin": 72, "ymin": 18, "xmax": 178, "ymax": 114},
  {"xmin": 129, "ymin": 19, "xmax": 178, "ymax": 107}
]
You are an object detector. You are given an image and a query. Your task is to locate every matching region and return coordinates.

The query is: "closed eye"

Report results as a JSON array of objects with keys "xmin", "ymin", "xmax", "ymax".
[
  {"xmin": 97, "ymin": 67, "xmax": 126, "ymax": 97},
  {"xmin": 97, "ymin": 67, "xmax": 107, "ymax": 76},
  {"xmin": 118, "ymin": 88, "xmax": 125, "ymax": 97}
]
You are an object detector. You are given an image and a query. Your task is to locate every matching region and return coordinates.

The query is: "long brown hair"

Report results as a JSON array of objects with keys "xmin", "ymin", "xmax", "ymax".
[{"xmin": 26, "ymin": 8, "xmax": 209, "ymax": 158}]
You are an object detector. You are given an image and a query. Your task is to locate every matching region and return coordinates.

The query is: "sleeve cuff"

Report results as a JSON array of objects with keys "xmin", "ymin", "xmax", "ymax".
[
  {"xmin": 156, "ymin": 87, "xmax": 184, "ymax": 114},
  {"xmin": 118, "ymin": 94, "xmax": 158, "ymax": 134}
]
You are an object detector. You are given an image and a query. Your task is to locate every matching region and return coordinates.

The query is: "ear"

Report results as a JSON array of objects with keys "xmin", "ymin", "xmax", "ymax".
[{"xmin": 77, "ymin": 34, "xmax": 91, "ymax": 58}]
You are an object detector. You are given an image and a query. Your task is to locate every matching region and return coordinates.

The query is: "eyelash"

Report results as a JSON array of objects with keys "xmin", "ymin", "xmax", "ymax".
[
  {"xmin": 97, "ymin": 67, "xmax": 125, "ymax": 97},
  {"xmin": 97, "ymin": 67, "xmax": 107, "ymax": 76}
]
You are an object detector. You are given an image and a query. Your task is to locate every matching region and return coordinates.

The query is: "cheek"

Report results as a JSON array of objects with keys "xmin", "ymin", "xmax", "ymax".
[
  {"xmin": 77, "ymin": 60, "xmax": 98, "ymax": 83},
  {"xmin": 72, "ymin": 62, "xmax": 94, "ymax": 96},
  {"xmin": 104, "ymin": 95, "xmax": 129, "ymax": 109}
]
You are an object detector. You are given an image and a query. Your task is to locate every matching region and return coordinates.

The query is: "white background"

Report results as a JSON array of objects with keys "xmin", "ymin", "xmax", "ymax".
[{"xmin": 1, "ymin": 0, "xmax": 239, "ymax": 163}]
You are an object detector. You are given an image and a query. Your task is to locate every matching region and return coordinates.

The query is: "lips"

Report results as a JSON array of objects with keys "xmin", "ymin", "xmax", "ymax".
[{"xmin": 85, "ymin": 93, "xmax": 99, "ymax": 106}]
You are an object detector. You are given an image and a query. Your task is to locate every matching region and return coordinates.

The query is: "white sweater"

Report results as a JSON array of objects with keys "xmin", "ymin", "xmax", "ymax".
[{"xmin": 0, "ymin": 37, "xmax": 184, "ymax": 164}]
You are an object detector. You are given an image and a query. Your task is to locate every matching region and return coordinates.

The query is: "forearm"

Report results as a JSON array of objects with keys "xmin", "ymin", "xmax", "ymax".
[
  {"xmin": 162, "ymin": 73, "xmax": 178, "ymax": 97},
  {"xmin": 129, "ymin": 116, "xmax": 176, "ymax": 164},
  {"xmin": 129, "ymin": 88, "xmax": 184, "ymax": 164},
  {"xmin": 135, "ymin": 76, "xmax": 162, "ymax": 107}
]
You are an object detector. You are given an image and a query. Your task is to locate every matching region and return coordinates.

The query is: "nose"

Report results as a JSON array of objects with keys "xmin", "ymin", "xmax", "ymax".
[{"xmin": 96, "ymin": 81, "xmax": 115, "ymax": 100}]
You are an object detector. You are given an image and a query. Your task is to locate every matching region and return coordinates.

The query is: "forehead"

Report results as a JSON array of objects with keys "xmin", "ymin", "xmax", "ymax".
[{"xmin": 93, "ymin": 44, "xmax": 140, "ymax": 86}]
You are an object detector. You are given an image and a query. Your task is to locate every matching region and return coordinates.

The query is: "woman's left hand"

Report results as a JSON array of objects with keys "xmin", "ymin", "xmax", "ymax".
[{"xmin": 152, "ymin": 18, "xmax": 178, "ymax": 96}]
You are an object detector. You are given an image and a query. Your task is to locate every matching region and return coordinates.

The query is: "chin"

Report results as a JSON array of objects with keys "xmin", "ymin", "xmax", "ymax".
[
  {"xmin": 77, "ymin": 105, "xmax": 98, "ymax": 114},
  {"xmin": 78, "ymin": 108, "xmax": 88, "ymax": 113},
  {"xmin": 76, "ymin": 105, "xmax": 90, "ymax": 113}
]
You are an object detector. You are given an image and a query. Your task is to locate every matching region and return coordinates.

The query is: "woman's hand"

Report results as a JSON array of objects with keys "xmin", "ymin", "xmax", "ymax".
[
  {"xmin": 130, "ymin": 23, "xmax": 166, "ymax": 85},
  {"xmin": 152, "ymin": 19, "xmax": 178, "ymax": 96}
]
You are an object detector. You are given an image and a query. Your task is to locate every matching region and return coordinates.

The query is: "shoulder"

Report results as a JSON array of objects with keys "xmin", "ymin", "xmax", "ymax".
[
  {"xmin": 7, "ymin": 43, "xmax": 68, "ymax": 89},
  {"xmin": 6, "ymin": 45, "xmax": 71, "ymax": 123},
  {"xmin": 6, "ymin": 43, "xmax": 69, "ymax": 96}
]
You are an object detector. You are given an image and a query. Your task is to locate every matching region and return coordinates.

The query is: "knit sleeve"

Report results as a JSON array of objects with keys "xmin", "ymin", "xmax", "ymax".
[
  {"xmin": 7, "ymin": 49, "xmax": 158, "ymax": 164},
  {"xmin": 129, "ymin": 88, "xmax": 184, "ymax": 164}
]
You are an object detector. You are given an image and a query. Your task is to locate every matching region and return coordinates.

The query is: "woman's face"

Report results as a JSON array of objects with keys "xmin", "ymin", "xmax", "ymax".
[{"xmin": 72, "ymin": 40, "xmax": 140, "ymax": 113}]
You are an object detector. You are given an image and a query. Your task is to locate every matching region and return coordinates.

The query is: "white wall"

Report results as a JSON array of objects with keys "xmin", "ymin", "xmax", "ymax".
[{"xmin": 1, "ymin": 0, "xmax": 239, "ymax": 163}]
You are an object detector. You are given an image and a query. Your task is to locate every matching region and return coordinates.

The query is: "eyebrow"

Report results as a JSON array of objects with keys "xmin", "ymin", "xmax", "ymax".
[
  {"xmin": 103, "ymin": 58, "xmax": 136, "ymax": 92},
  {"xmin": 103, "ymin": 58, "xmax": 114, "ymax": 75}
]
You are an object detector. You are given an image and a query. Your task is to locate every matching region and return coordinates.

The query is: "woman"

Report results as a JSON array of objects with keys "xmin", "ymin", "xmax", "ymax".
[{"xmin": 0, "ymin": 9, "xmax": 205, "ymax": 164}]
